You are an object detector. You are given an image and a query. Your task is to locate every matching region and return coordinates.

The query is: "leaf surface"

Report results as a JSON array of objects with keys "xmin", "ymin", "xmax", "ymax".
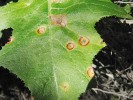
[{"xmin": 0, "ymin": 0, "xmax": 131, "ymax": 99}]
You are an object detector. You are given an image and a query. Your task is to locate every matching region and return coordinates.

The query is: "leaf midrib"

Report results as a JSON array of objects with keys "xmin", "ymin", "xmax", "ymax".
[{"xmin": 48, "ymin": 0, "xmax": 59, "ymax": 99}]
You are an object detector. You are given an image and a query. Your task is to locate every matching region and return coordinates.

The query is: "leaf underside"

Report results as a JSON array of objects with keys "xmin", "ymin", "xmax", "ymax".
[{"xmin": 0, "ymin": 0, "xmax": 131, "ymax": 99}]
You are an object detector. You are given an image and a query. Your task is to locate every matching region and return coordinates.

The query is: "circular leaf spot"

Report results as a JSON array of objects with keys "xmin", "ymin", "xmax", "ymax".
[
  {"xmin": 60, "ymin": 82, "xmax": 69, "ymax": 92},
  {"xmin": 66, "ymin": 42, "xmax": 75, "ymax": 50},
  {"xmin": 87, "ymin": 67, "xmax": 94, "ymax": 78},
  {"xmin": 79, "ymin": 37, "xmax": 90, "ymax": 46},
  {"xmin": 37, "ymin": 26, "xmax": 46, "ymax": 34}
]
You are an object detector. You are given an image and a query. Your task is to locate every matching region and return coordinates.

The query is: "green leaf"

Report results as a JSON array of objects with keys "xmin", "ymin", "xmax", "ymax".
[{"xmin": 0, "ymin": 0, "xmax": 131, "ymax": 99}]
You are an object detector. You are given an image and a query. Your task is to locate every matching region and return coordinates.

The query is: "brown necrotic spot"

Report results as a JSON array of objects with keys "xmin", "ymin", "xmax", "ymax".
[
  {"xmin": 50, "ymin": 15, "xmax": 67, "ymax": 27},
  {"xmin": 66, "ymin": 42, "xmax": 75, "ymax": 50},
  {"xmin": 60, "ymin": 82, "xmax": 69, "ymax": 92},
  {"xmin": 37, "ymin": 26, "xmax": 46, "ymax": 34},
  {"xmin": 0, "ymin": 28, "xmax": 13, "ymax": 50},
  {"xmin": 7, "ymin": 37, "xmax": 14, "ymax": 44},
  {"xmin": 79, "ymin": 36, "xmax": 90, "ymax": 46},
  {"xmin": 0, "ymin": 0, "xmax": 18, "ymax": 6},
  {"xmin": 86, "ymin": 67, "xmax": 95, "ymax": 78}
]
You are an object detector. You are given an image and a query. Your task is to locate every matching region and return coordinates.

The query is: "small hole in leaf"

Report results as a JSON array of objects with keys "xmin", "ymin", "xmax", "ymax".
[
  {"xmin": 0, "ymin": 28, "xmax": 13, "ymax": 50},
  {"xmin": 0, "ymin": 0, "xmax": 18, "ymax": 6},
  {"xmin": 0, "ymin": 66, "xmax": 32, "ymax": 100}
]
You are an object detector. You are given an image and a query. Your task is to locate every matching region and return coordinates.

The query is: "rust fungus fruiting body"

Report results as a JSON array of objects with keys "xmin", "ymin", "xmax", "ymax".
[
  {"xmin": 66, "ymin": 42, "xmax": 75, "ymax": 51},
  {"xmin": 37, "ymin": 26, "xmax": 46, "ymax": 35},
  {"xmin": 79, "ymin": 36, "xmax": 90, "ymax": 46},
  {"xmin": 86, "ymin": 67, "xmax": 95, "ymax": 78},
  {"xmin": 6, "ymin": 37, "xmax": 14, "ymax": 44},
  {"xmin": 60, "ymin": 82, "xmax": 69, "ymax": 92},
  {"xmin": 50, "ymin": 15, "xmax": 67, "ymax": 27}
]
